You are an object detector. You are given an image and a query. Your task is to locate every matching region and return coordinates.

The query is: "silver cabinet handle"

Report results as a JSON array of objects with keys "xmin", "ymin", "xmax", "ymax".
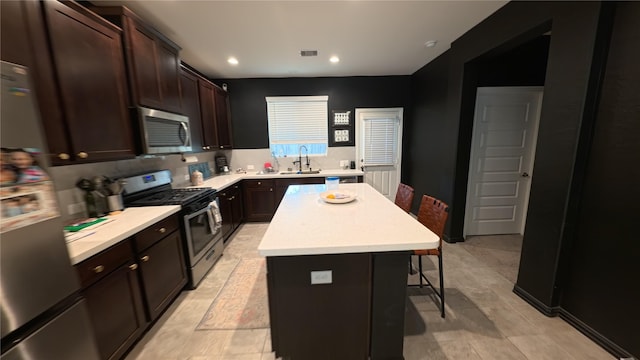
[{"xmin": 93, "ymin": 265, "xmax": 104, "ymax": 273}]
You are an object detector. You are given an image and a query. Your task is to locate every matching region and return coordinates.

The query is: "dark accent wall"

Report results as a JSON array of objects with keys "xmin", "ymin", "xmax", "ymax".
[
  {"xmin": 406, "ymin": 52, "xmax": 452, "ymax": 212},
  {"xmin": 409, "ymin": 1, "xmax": 638, "ymax": 358},
  {"xmin": 476, "ymin": 35, "xmax": 550, "ymax": 87},
  {"xmin": 558, "ymin": 2, "xmax": 640, "ymax": 357},
  {"xmin": 213, "ymin": 76, "xmax": 411, "ymax": 149}
]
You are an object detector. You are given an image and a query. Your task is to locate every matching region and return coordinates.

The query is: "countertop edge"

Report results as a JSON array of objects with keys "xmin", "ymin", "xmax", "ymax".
[{"xmin": 67, "ymin": 206, "xmax": 181, "ymax": 265}]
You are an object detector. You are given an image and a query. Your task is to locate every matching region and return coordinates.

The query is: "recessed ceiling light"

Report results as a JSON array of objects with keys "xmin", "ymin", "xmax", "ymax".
[
  {"xmin": 424, "ymin": 40, "xmax": 438, "ymax": 48},
  {"xmin": 329, "ymin": 56, "xmax": 340, "ymax": 63},
  {"xmin": 227, "ymin": 57, "xmax": 238, "ymax": 65}
]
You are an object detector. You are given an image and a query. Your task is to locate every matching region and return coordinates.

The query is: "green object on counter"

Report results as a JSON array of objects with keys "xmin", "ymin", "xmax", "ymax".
[{"xmin": 64, "ymin": 217, "xmax": 107, "ymax": 232}]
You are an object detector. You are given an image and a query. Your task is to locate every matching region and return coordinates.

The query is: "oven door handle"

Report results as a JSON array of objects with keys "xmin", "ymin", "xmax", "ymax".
[{"xmin": 206, "ymin": 203, "xmax": 223, "ymax": 234}]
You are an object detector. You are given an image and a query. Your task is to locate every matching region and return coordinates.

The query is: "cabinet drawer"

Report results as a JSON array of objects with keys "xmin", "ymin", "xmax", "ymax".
[
  {"xmin": 244, "ymin": 179, "xmax": 274, "ymax": 188},
  {"xmin": 134, "ymin": 214, "xmax": 179, "ymax": 252},
  {"xmin": 75, "ymin": 239, "xmax": 134, "ymax": 289}
]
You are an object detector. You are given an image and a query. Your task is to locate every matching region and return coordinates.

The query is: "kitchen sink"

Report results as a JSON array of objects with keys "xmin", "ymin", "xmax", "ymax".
[{"xmin": 280, "ymin": 170, "xmax": 321, "ymax": 175}]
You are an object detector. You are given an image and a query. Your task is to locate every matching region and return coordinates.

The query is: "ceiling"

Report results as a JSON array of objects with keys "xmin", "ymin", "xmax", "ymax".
[{"xmin": 97, "ymin": 1, "xmax": 508, "ymax": 79}]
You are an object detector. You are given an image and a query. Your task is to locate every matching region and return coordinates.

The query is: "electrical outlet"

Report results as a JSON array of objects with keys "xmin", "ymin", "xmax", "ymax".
[
  {"xmin": 310, "ymin": 270, "xmax": 332, "ymax": 284},
  {"xmin": 247, "ymin": 165, "xmax": 255, "ymax": 170},
  {"xmin": 184, "ymin": 174, "xmax": 190, "ymax": 181}
]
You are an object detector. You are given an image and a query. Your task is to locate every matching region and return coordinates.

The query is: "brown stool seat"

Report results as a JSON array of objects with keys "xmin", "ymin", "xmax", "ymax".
[{"xmin": 408, "ymin": 194, "xmax": 449, "ymax": 318}]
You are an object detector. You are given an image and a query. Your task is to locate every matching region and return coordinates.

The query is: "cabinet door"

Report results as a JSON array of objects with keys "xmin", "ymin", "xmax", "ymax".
[
  {"xmin": 83, "ymin": 262, "xmax": 147, "ymax": 360},
  {"xmin": 180, "ymin": 67, "xmax": 204, "ymax": 152},
  {"xmin": 218, "ymin": 189, "xmax": 234, "ymax": 241},
  {"xmin": 243, "ymin": 181, "xmax": 276, "ymax": 222},
  {"xmin": 157, "ymin": 41, "xmax": 182, "ymax": 113},
  {"xmin": 127, "ymin": 18, "xmax": 162, "ymax": 110},
  {"xmin": 213, "ymin": 86, "xmax": 233, "ymax": 149},
  {"xmin": 44, "ymin": 1, "xmax": 135, "ymax": 163},
  {"xmin": 137, "ymin": 230, "xmax": 187, "ymax": 321},
  {"xmin": 231, "ymin": 184, "xmax": 244, "ymax": 229},
  {"xmin": 198, "ymin": 79, "xmax": 218, "ymax": 149}
]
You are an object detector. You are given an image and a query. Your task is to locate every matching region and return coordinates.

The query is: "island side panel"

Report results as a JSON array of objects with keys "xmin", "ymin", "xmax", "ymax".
[
  {"xmin": 370, "ymin": 251, "xmax": 411, "ymax": 359},
  {"xmin": 266, "ymin": 253, "xmax": 371, "ymax": 360}
]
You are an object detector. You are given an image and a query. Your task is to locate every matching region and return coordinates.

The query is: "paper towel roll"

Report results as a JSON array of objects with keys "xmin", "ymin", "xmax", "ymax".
[{"xmin": 182, "ymin": 155, "xmax": 198, "ymax": 163}]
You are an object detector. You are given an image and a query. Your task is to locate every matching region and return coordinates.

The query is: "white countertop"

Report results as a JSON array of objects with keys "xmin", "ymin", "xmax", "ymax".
[
  {"xmin": 66, "ymin": 169, "xmax": 363, "ymax": 264},
  {"xmin": 198, "ymin": 169, "xmax": 364, "ymax": 191},
  {"xmin": 257, "ymin": 183, "xmax": 440, "ymax": 257},
  {"xmin": 65, "ymin": 205, "xmax": 181, "ymax": 264}
]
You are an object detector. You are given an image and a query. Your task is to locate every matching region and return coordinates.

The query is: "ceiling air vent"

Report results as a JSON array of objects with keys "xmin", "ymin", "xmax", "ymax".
[{"xmin": 300, "ymin": 50, "xmax": 318, "ymax": 57}]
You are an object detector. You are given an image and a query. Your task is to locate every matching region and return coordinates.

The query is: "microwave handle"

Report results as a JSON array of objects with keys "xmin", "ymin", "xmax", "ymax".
[{"xmin": 179, "ymin": 122, "xmax": 190, "ymax": 147}]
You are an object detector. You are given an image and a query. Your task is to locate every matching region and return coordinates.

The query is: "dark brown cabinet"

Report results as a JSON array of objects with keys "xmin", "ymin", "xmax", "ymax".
[
  {"xmin": 10, "ymin": 1, "xmax": 136, "ymax": 166},
  {"xmin": 219, "ymin": 184, "xmax": 244, "ymax": 242},
  {"xmin": 76, "ymin": 241, "xmax": 146, "ymax": 360},
  {"xmin": 132, "ymin": 215, "xmax": 186, "ymax": 321},
  {"xmin": 243, "ymin": 179, "xmax": 276, "ymax": 222},
  {"xmin": 92, "ymin": 6, "xmax": 182, "ymax": 114},
  {"xmin": 179, "ymin": 67, "xmax": 205, "ymax": 152},
  {"xmin": 198, "ymin": 79, "xmax": 219, "ymax": 150},
  {"xmin": 179, "ymin": 64, "xmax": 234, "ymax": 152},
  {"xmin": 75, "ymin": 214, "xmax": 186, "ymax": 360},
  {"xmin": 213, "ymin": 85, "xmax": 233, "ymax": 149}
]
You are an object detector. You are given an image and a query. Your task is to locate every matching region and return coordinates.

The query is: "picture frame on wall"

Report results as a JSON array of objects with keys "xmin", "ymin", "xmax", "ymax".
[{"xmin": 329, "ymin": 110, "xmax": 354, "ymax": 146}]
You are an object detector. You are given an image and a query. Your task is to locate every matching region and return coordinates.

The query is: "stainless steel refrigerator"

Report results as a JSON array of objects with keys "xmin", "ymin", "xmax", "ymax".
[{"xmin": 0, "ymin": 61, "xmax": 99, "ymax": 359}]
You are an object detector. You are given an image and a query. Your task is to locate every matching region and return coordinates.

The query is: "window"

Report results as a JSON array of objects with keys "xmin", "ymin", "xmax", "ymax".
[
  {"xmin": 362, "ymin": 117, "xmax": 399, "ymax": 166},
  {"xmin": 266, "ymin": 96, "xmax": 328, "ymax": 157}
]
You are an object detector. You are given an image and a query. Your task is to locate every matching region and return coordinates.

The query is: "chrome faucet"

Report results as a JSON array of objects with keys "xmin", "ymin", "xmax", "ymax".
[{"xmin": 292, "ymin": 145, "xmax": 310, "ymax": 173}]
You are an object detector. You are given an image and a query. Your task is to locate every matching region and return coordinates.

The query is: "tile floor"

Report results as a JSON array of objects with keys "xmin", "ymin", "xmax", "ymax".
[{"xmin": 125, "ymin": 224, "xmax": 613, "ymax": 360}]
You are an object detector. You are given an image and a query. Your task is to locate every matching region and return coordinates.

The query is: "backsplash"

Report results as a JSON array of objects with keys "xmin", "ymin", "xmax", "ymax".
[
  {"xmin": 49, "ymin": 147, "xmax": 356, "ymax": 222},
  {"xmin": 48, "ymin": 153, "xmax": 216, "ymax": 222},
  {"xmin": 228, "ymin": 147, "xmax": 356, "ymax": 173}
]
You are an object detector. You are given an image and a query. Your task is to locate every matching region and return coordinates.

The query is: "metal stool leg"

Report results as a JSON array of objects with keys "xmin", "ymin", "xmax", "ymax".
[
  {"xmin": 418, "ymin": 256, "xmax": 424, "ymax": 287},
  {"xmin": 438, "ymin": 252, "xmax": 445, "ymax": 318}
]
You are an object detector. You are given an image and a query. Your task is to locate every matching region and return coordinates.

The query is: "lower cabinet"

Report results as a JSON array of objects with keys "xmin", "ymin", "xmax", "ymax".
[
  {"xmin": 75, "ymin": 214, "xmax": 186, "ymax": 360},
  {"xmin": 76, "ymin": 241, "xmax": 146, "ymax": 360},
  {"xmin": 133, "ymin": 229, "xmax": 187, "ymax": 321},
  {"xmin": 243, "ymin": 179, "xmax": 276, "ymax": 222},
  {"xmin": 219, "ymin": 183, "xmax": 244, "ymax": 242}
]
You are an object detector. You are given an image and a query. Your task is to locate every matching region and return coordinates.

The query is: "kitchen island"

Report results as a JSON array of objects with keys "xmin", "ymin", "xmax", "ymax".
[{"xmin": 258, "ymin": 183, "xmax": 439, "ymax": 360}]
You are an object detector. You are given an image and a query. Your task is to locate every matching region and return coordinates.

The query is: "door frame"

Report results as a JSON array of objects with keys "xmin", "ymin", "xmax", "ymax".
[{"xmin": 463, "ymin": 86, "xmax": 543, "ymax": 237}]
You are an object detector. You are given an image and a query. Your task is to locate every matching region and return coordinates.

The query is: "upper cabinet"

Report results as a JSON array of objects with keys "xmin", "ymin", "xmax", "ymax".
[
  {"xmin": 214, "ymin": 85, "xmax": 233, "ymax": 149},
  {"xmin": 198, "ymin": 78, "xmax": 220, "ymax": 150},
  {"xmin": 91, "ymin": 6, "xmax": 182, "ymax": 114},
  {"xmin": 1, "ymin": 1, "xmax": 136, "ymax": 165},
  {"xmin": 180, "ymin": 64, "xmax": 234, "ymax": 151},
  {"xmin": 179, "ymin": 67, "xmax": 205, "ymax": 152}
]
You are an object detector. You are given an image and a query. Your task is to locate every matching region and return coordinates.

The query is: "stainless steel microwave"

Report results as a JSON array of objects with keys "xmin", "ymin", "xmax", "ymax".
[{"xmin": 138, "ymin": 106, "xmax": 192, "ymax": 154}]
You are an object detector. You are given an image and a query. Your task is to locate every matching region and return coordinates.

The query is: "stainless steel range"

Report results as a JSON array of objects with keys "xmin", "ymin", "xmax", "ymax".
[{"xmin": 122, "ymin": 170, "xmax": 223, "ymax": 289}]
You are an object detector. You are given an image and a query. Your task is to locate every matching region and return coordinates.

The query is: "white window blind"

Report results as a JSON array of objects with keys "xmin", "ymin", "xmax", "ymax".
[
  {"xmin": 266, "ymin": 96, "xmax": 328, "ymax": 156},
  {"xmin": 363, "ymin": 117, "xmax": 398, "ymax": 166}
]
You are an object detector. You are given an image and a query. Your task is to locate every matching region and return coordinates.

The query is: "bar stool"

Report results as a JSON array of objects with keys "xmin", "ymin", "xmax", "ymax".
[
  {"xmin": 394, "ymin": 183, "xmax": 414, "ymax": 213},
  {"xmin": 408, "ymin": 195, "xmax": 449, "ymax": 318}
]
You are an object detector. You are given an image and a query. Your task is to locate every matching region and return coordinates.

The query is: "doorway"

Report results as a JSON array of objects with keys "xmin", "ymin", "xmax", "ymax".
[
  {"xmin": 464, "ymin": 87, "xmax": 543, "ymax": 236},
  {"xmin": 355, "ymin": 108, "xmax": 403, "ymax": 201}
]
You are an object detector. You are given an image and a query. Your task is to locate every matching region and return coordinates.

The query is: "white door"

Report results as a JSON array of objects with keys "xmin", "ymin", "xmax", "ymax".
[
  {"xmin": 464, "ymin": 87, "xmax": 543, "ymax": 236},
  {"xmin": 355, "ymin": 108, "xmax": 403, "ymax": 201}
]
